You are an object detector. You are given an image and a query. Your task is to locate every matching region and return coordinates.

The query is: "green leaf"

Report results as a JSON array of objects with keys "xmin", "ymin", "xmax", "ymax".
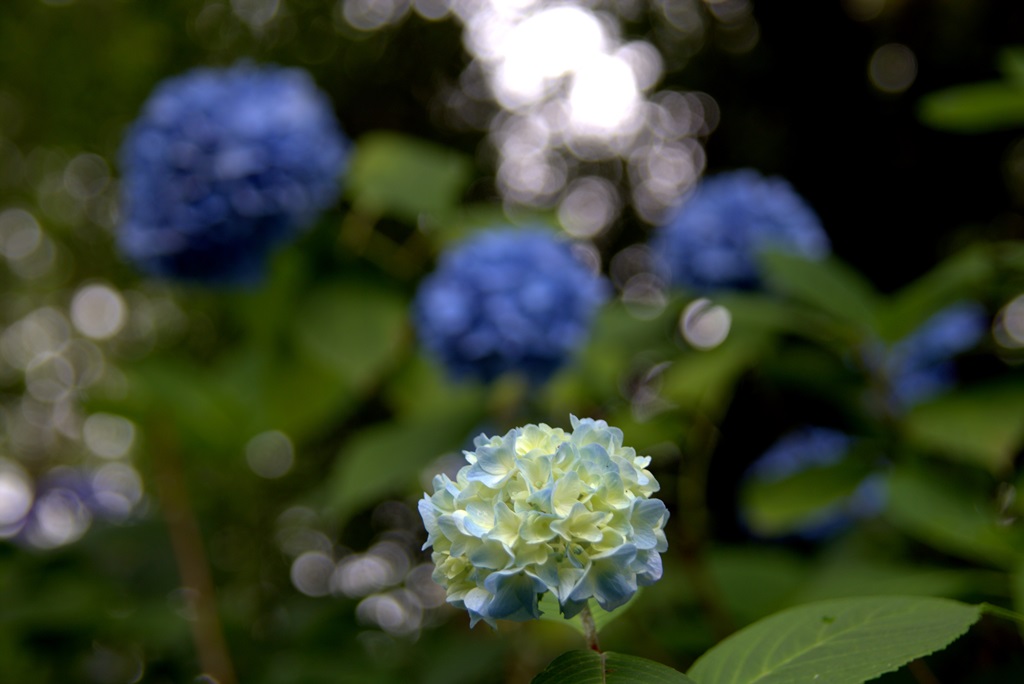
[
  {"xmin": 740, "ymin": 459, "xmax": 872, "ymax": 537},
  {"xmin": 660, "ymin": 335, "xmax": 768, "ymax": 416},
  {"xmin": 218, "ymin": 345, "xmax": 357, "ymax": 443},
  {"xmin": 884, "ymin": 465, "xmax": 1024, "ymax": 569},
  {"xmin": 1013, "ymin": 564, "xmax": 1024, "ymax": 637},
  {"xmin": 291, "ymin": 279, "xmax": 409, "ymax": 391},
  {"xmin": 878, "ymin": 245, "xmax": 992, "ymax": 342},
  {"xmin": 903, "ymin": 379, "xmax": 1024, "ymax": 474},
  {"xmin": 999, "ymin": 46, "xmax": 1024, "ymax": 84},
  {"xmin": 117, "ymin": 359, "xmax": 243, "ymax": 454},
  {"xmin": 688, "ymin": 596, "xmax": 981, "ymax": 684},
  {"xmin": 705, "ymin": 547, "xmax": 810, "ymax": 626},
  {"xmin": 345, "ymin": 132, "xmax": 473, "ymax": 222},
  {"xmin": 759, "ymin": 252, "xmax": 879, "ymax": 333},
  {"xmin": 323, "ymin": 399, "xmax": 484, "ymax": 525},
  {"xmin": 537, "ymin": 592, "xmax": 641, "ymax": 637},
  {"xmin": 919, "ymin": 81, "xmax": 1024, "ymax": 133},
  {"xmin": 794, "ymin": 554, "xmax": 1003, "ymax": 605},
  {"xmin": 533, "ymin": 650, "xmax": 697, "ymax": 684},
  {"xmin": 420, "ymin": 203, "xmax": 556, "ymax": 246}
]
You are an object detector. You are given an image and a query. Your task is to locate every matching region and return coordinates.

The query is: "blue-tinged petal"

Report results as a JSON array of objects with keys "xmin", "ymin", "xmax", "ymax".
[
  {"xmin": 466, "ymin": 443, "xmax": 518, "ymax": 487},
  {"xmin": 467, "ymin": 538, "xmax": 513, "ymax": 570},
  {"xmin": 634, "ymin": 549, "xmax": 664, "ymax": 586},
  {"xmin": 630, "ymin": 498, "xmax": 670, "ymax": 550},
  {"xmin": 559, "ymin": 597, "xmax": 590, "ymax": 619},
  {"xmin": 418, "ymin": 496, "xmax": 440, "ymax": 549},
  {"xmin": 465, "ymin": 500, "xmax": 496, "ymax": 532},
  {"xmin": 481, "ymin": 570, "xmax": 546, "ymax": 622},
  {"xmin": 462, "ymin": 587, "xmax": 497, "ymax": 628},
  {"xmin": 569, "ymin": 544, "xmax": 639, "ymax": 612}
]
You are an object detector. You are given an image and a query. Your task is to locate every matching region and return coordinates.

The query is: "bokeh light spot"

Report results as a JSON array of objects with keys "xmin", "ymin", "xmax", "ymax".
[
  {"xmin": 290, "ymin": 551, "xmax": 335, "ymax": 597},
  {"xmin": 868, "ymin": 43, "xmax": 917, "ymax": 94},
  {"xmin": 0, "ymin": 459, "xmax": 33, "ymax": 531},
  {"xmin": 681, "ymin": 298, "xmax": 731, "ymax": 349},
  {"xmin": 995, "ymin": 293, "xmax": 1024, "ymax": 348},
  {"xmin": 71, "ymin": 283, "xmax": 127, "ymax": 340},
  {"xmin": 26, "ymin": 487, "xmax": 92, "ymax": 548},
  {"xmin": 245, "ymin": 430, "xmax": 294, "ymax": 479},
  {"xmin": 83, "ymin": 413, "xmax": 136, "ymax": 459}
]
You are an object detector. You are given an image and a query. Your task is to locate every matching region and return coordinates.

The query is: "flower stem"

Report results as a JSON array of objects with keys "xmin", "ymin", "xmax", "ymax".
[
  {"xmin": 579, "ymin": 602, "xmax": 601, "ymax": 652},
  {"xmin": 151, "ymin": 420, "xmax": 237, "ymax": 684},
  {"xmin": 677, "ymin": 411, "xmax": 734, "ymax": 640}
]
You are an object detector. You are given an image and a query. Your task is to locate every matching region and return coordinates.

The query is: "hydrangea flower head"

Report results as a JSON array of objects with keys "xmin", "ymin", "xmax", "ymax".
[
  {"xmin": 652, "ymin": 169, "xmax": 830, "ymax": 291},
  {"xmin": 118, "ymin": 63, "xmax": 349, "ymax": 284},
  {"xmin": 419, "ymin": 416, "xmax": 669, "ymax": 628},
  {"xmin": 741, "ymin": 427, "xmax": 885, "ymax": 540},
  {"xmin": 413, "ymin": 228, "xmax": 608, "ymax": 384},
  {"xmin": 880, "ymin": 301, "xmax": 987, "ymax": 410}
]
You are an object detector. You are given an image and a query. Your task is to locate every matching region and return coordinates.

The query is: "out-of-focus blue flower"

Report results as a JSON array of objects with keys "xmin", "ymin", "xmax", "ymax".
[
  {"xmin": 741, "ymin": 427, "xmax": 885, "ymax": 540},
  {"xmin": 866, "ymin": 301, "xmax": 987, "ymax": 411},
  {"xmin": 413, "ymin": 228, "xmax": 608, "ymax": 384},
  {"xmin": 419, "ymin": 416, "xmax": 669, "ymax": 628},
  {"xmin": 118, "ymin": 63, "xmax": 349, "ymax": 284},
  {"xmin": 652, "ymin": 169, "xmax": 830, "ymax": 291}
]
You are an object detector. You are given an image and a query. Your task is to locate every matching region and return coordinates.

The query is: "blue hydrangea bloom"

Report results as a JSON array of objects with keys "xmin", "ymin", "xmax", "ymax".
[
  {"xmin": 118, "ymin": 63, "xmax": 349, "ymax": 284},
  {"xmin": 413, "ymin": 228, "xmax": 608, "ymax": 384},
  {"xmin": 741, "ymin": 428, "xmax": 885, "ymax": 540},
  {"xmin": 870, "ymin": 301, "xmax": 987, "ymax": 411},
  {"xmin": 652, "ymin": 169, "xmax": 830, "ymax": 291},
  {"xmin": 419, "ymin": 416, "xmax": 669, "ymax": 628}
]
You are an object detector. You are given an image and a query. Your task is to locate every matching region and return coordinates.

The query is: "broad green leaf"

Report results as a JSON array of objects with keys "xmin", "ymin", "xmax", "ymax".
[
  {"xmin": 885, "ymin": 465, "xmax": 1024, "ymax": 569},
  {"xmin": 218, "ymin": 345, "xmax": 356, "ymax": 443},
  {"xmin": 115, "ymin": 359, "xmax": 243, "ymax": 454},
  {"xmin": 903, "ymin": 379, "xmax": 1024, "ymax": 474},
  {"xmin": 345, "ymin": 132, "xmax": 473, "ymax": 222},
  {"xmin": 714, "ymin": 291, "xmax": 834, "ymax": 341},
  {"xmin": 759, "ymin": 252, "xmax": 879, "ymax": 333},
  {"xmin": 706, "ymin": 548, "xmax": 810, "ymax": 626},
  {"xmin": 878, "ymin": 245, "xmax": 992, "ymax": 342},
  {"xmin": 1000, "ymin": 46, "xmax": 1024, "ymax": 83},
  {"xmin": 688, "ymin": 596, "xmax": 981, "ymax": 684},
  {"xmin": 383, "ymin": 353, "xmax": 485, "ymax": 421},
  {"xmin": 1014, "ymin": 564, "xmax": 1024, "ymax": 638},
  {"xmin": 537, "ymin": 592, "xmax": 641, "ymax": 637},
  {"xmin": 323, "ymin": 401, "xmax": 484, "ymax": 525},
  {"xmin": 533, "ymin": 650, "xmax": 697, "ymax": 684},
  {"xmin": 740, "ymin": 459, "xmax": 872, "ymax": 537},
  {"xmin": 420, "ymin": 203, "xmax": 557, "ymax": 246},
  {"xmin": 548, "ymin": 300, "xmax": 678, "ymax": 407},
  {"xmin": 919, "ymin": 81, "xmax": 1024, "ymax": 133},
  {"xmin": 794, "ymin": 556, "xmax": 1003, "ymax": 604},
  {"xmin": 291, "ymin": 279, "xmax": 409, "ymax": 391},
  {"xmin": 660, "ymin": 335, "xmax": 768, "ymax": 415},
  {"xmin": 226, "ymin": 247, "xmax": 308, "ymax": 345}
]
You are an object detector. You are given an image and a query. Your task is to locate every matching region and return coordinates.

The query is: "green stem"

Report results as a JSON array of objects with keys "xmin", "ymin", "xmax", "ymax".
[
  {"xmin": 579, "ymin": 602, "xmax": 601, "ymax": 652},
  {"xmin": 676, "ymin": 411, "xmax": 734, "ymax": 640},
  {"xmin": 151, "ymin": 421, "xmax": 237, "ymax": 684}
]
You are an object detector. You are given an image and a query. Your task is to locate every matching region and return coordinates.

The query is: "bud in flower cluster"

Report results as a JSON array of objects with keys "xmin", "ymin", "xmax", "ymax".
[
  {"xmin": 652, "ymin": 169, "xmax": 830, "ymax": 291},
  {"xmin": 118, "ymin": 63, "xmax": 349, "ymax": 284},
  {"xmin": 419, "ymin": 416, "xmax": 669, "ymax": 628},
  {"xmin": 412, "ymin": 227, "xmax": 608, "ymax": 384}
]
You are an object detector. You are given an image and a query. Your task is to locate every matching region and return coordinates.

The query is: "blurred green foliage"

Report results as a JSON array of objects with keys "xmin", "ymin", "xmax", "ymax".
[{"xmin": 1, "ymin": 1, "xmax": 1023, "ymax": 683}]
